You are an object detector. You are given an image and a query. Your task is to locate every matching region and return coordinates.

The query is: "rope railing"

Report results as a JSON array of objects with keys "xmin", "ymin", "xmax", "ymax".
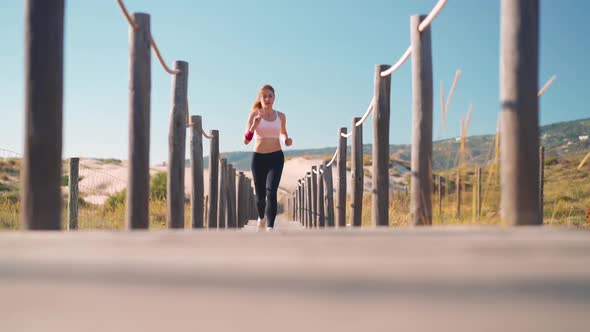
[
  {"xmin": 538, "ymin": 75, "xmax": 557, "ymax": 97},
  {"xmin": 116, "ymin": 0, "xmax": 180, "ymax": 75},
  {"xmin": 340, "ymin": 132, "xmax": 353, "ymax": 138},
  {"xmin": 380, "ymin": 46, "xmax": 412, "ymax": 77},
  {"xmin": 380, "ymin": 0, "xmax": 448, "ymax": 77},
  {"xmin": 325, "ymin": 149, "xmax": 339, "ymax": 168},
  {"xmin": 354, "ymin": 98, "xmax": 375, "ymax": 127},
  {"xmin": 200, "ymin": 128, "xmax": 213, "ymax": 140},
  {"xmin": 418, "ymin": 0, "xmax": 449, "ymax": 32}
]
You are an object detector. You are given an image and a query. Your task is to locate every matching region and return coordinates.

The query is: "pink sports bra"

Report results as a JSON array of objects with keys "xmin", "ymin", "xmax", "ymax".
[{"xmin": 254, "ymin": 111, "xmax": 281, "ymax": 139}]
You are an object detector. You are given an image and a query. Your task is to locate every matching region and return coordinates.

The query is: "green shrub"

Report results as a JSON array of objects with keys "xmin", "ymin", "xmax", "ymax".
[
  {"xmin": 150, "ymin": 172, "xmax": 167, "ymax": 201},
  {"xmin": 105, "ymin": 189, "xmax": 126, "ymax": 210}
]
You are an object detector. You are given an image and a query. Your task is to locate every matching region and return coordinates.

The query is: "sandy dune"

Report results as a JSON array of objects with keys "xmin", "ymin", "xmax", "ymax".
[{"xmin": 76, "ymin": 157, "xmax": 330, "ymax": 205}]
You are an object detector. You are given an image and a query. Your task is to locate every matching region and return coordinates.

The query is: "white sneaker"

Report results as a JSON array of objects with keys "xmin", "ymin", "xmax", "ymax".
[
  {"xmin": 266, "ymin": 227, "xmax": 273, "ymax": 232},
  {"xmin": 256, "ymin": 218, "xmax": 266, "ymax": 231}
]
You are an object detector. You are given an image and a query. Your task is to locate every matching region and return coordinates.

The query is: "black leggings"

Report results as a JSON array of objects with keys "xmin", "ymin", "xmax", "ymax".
[{"xmin": 251, "ymin": 150, "xmax": 284, "ymax": 228}]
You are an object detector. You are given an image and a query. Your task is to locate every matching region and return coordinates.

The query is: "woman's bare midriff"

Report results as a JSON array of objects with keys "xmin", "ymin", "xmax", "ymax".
[{"xmin": 254, "ymin": 138, "xmax": 282, "ymax": 154}]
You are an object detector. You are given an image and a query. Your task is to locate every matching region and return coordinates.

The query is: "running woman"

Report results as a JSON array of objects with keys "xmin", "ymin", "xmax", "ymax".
[{"xmin": 243, "ymin": 84, "xmax": 293, "ymax": 231}]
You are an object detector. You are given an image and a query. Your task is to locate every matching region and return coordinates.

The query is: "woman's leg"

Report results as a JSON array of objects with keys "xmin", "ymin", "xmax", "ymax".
[
  {"xmin": 265, "ymin": 151, "xmax": 285, "ymax": 228},
  {"xmin": 251, "ymin": 153, "xmax": 269, "ymax": 219}
]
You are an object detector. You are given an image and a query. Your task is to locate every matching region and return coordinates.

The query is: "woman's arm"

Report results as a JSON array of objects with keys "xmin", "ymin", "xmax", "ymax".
[
  {"xmin": 279, "ymin": 112, "xmax": 293, "ymax": 146},
  {"xmin": 244, "ymin": 112, "xmax": 261, "ymax": 145}
]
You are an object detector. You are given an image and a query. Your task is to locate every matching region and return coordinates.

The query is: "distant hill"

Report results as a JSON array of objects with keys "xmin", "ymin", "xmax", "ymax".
[{"xmin": 202, "ymin": 117, "xmax": 590, "ymax": 171}]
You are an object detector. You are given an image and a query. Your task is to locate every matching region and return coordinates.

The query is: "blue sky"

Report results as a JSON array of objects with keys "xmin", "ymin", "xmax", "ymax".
[{"xmin": 0, "ymin": 0, "xmax": 588, "ymax": 164}]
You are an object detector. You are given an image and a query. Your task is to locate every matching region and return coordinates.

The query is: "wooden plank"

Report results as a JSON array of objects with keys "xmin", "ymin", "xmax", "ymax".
[
  {"xmin": 500, "ymin": 0, "xmax": 541, "ymax": 225},
  {"xmin": 22, "ymin": 0, "xmax": 65, "ymax": 230},
  {"xmin": 167, "ymin": 61, "xmax": 188, "ymax": 229},
  {"xmin": 126, "ymin": 13, "xmax": 151, "ymax": 230},
  {"xmin": 207, "ymin": 130, "xmax": 219, "ymax": 229},
  {"xmin": 67, "ymin": 158, "xmax": 79, "ymax": 230},
  {"xmin": 190, "ymin": 116, "xmax": 204, "ymax": 228},
  {"xmin": 410, "ymin": 14, "xmax": 433, "ymax": 226},
  {"xmin": 372, "ymin": 64, "xmax": 392, "ymax": 227},
  {"xmin": 351, "ymin": 117, "xmax": 363, "ymax": 227},
  {"xmin": 336, "ymin": 127, "xmax": 347, "ymax": 227},
  {"xmin": 1, "ymin": 228, "xmax": 590, "ymax": 332}
]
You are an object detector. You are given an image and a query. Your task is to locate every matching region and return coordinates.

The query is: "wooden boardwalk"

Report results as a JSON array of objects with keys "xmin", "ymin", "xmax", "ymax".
[{"xmin": 1, "ymin": 220, "xmax": 589, "ymax": 331}]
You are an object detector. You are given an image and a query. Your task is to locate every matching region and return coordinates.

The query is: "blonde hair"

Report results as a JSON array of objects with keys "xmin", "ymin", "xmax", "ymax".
[{"xmin": 251, "ymin": 84, "xmax": 275, "ymax": 113}]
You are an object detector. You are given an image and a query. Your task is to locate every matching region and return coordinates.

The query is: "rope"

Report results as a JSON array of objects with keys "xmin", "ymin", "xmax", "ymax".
[
  {"xmin": 201, "ymin": 128, "xmax": 213, "ymax": 140},
  {"xmin": 150, "ymin": 35, "xmax": 180, "ymax": 75},
  {"xmin": 115, "ymin": 0, "xmax": 179, "ymax": 75},
  {"xmin": 116, "ymin": 0, "xmax": 138, "ymax": 30},
  {"xmin": 354, "ymin": 98, "xmax": 375, "ymax": 126},
  {"xmin": 312, "ymin": 169, "xmax": 319, "ymax": 175},
  {"xmin": 326, "ymin": 149, "xmax": 338, "ymax": 168},
  {"xmin": 418, "ymin": 0, "xmax": 449, "ymax": 32},
  {"xmin": 380, "ymin": 46, "xmax": 412, "ymax": 77},
  {"xmin": 340, "ymin": 132, "xmax": 352, "ymax": 138},
  {"xmin": 538, "ymin": 75, "xmax": 557, "ymax": 97}
]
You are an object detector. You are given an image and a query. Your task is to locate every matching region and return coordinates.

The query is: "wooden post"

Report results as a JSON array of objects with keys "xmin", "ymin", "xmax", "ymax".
[
  {"xmin": 226, "ymin": 164, "xmax": 236, "ymax": 228},
  {"xmin": 318, "ymin": 166, "xmax": 325, "ymax": 227},
  {"xmin": 126, "ymin": 13, "xmax": 151, "ymax": 230},
  {"xmin": 306, "ymin": 173, "xmax": 313, "ymax": 228},
  {"xmin": 337, "ymin": 127, "xmax": 348, "ymax": 227},
  {"xmin": 22, "ymin": 0, "xmax": 65, "ymax": 230},
  {"xmin": 67, "ymin": 158, "xmax": 79, "ymax": 230},
  {"xmin": 190, "ymin": 115, "xmax": 204, "ymax": 228},
  {"xmin": 539, "ymin": 146, "xmax": 544, "ymax": 223},
  {"xmin": 297, "ymin": 183, "xmax": 305, "ymax": 226},
  {"xmin": 294, "ymin": 192, "xmax": 298, "ymax": 221},
  {"xmin": 500, "ymin": 0, "xmax": 540, "ymax": 225},
  {"xmin": 323, "ymin": 161, "xmax": 335, "ymax": 227},
  {"xmin": 237, "ymin": 172, "xmax": 246, "ymax": 227},
  {"xmin": 372, "ymin": 64, "xmax": 392, "ymax": 227},
  {"xmin": 410, "ymin": 14, "xmax": 433, "ymax": 226},
  {"xmin": 311, "ymin": 166, "xmax": 318, "ymax": 228},
  {"xmin": 292, "ymin": 192, "xmax": 296, "ymax": 221},
  {"xmin": 477, "ymin": 167, "xmax": 482, "ymax": 219},
  {"xmin": 217, "ymin": 158, "xmax": 227, "ymax": 229},
  {"xmin": 167, "ymin": 61, "xmax": 188, "ymax": 229},
  {"xmin": 351, "ymin": 117, "xmax": 363, "ymax": 227},
  {"xmin": 207, "ymin": 130, "xmax": 219, "ymax": 228},
  {"xmin": 437, "ymin": 174, "xmax": 443, "ymax": 224}
]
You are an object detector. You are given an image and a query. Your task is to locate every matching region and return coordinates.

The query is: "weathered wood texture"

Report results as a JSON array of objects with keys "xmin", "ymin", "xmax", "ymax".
[
  {"xmin": 410, "ymin": 14, "xmax": 433, "ymax": 226},
  {"xmin": 126, "ymin": 13, "xmax": 151, "ymax": 230},
  {"xmin": 1, "ymin": 228, "xmax": 590, "ymax": 332},
  {"xmin": 351, "ymin": 117, "xmax": 363, "ymax": 227},
  {"xmin": 22, "ymin": 0, "xmax": 65, "ymax": 230},
  {"xmin": 207, "ymin": 130, "xmax": 219, "ymax": 228},
  {"xmin": 190, "ymin": 116, "xmax": 204, "ymax": 228},
  {"xmin": 67, "ymin": 158, "xmax": 79, "ymax": 230},
  {"xmin": 305, "ymin": 173, "xmax": 312, "ymax": 228},
  {"xmin": 500, "ymin": 0, "xmax": 541, "ymax": 225},
  {"xmin": 539, "ymin": 146, "xmax": 544, "ymax": 223},
  {"xmin": 311, "ymin": 166, "xmax": 318, "ymax": 228},
  {"xmin": 167, "ymin": 61, "xmax": 188, "ymax": 229},
  {"xmin": 336, "ymin": 128, "xmax": 347, "ymax": 227},
  {"xmin": 372, "ymin": 64, "xmax": 392, "ymax": 227},
  {"xmin": 217, "ymin": 158, "xmax": 227, "ymax": 229},
  {"xmin": 318, "ymin": 166, "xmax": 325, "ymax": 227},
  {"xmin": 322, "ymin": 161, "xmax": 335, "ymax": 227}
]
